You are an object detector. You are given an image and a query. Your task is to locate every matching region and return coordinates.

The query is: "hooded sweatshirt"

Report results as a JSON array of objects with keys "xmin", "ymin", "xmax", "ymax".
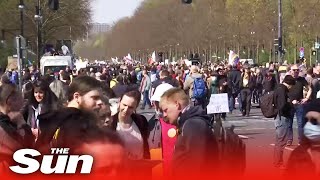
[
  {"xmin": 171, "ymin": 106, "xmax": 219, "ymax": 177},
  {"xmin": 36, "ymin": 107, "xmax": 98, "ymax": 152}
]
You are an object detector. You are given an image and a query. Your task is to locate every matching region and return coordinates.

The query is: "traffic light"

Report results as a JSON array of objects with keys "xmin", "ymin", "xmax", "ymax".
[
  {"xmin": 278, "ymin": 37, "xmax": 283, "ymax": 52},
  {"xmin": 274, "ymin": 38, "xmax": 283, "ymax": 53},
  {"xmin": 48, "ymin": 0, "xmax": 59, "ymax": 10},
  {"xmin": 274, "ymin": 38, "xmax": 279, "ymax": 48},
  {"xmin": 182, "ymin": 0, "xmax": 192, "ymax": 4}
]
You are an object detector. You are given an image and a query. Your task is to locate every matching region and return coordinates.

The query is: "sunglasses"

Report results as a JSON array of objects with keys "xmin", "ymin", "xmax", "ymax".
[{"xmin": 292, "ymin": 69, "xmax": 299, "ymax": 72}]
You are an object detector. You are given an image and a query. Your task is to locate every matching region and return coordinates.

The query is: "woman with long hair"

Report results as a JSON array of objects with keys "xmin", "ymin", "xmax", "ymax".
[
  {"xmin": 22, "ymin": 79, "xmax": 60, "ymax": 140},
  {"xmin": 240, "ymin": 67, "xmax": 255, "ymax": 117}
]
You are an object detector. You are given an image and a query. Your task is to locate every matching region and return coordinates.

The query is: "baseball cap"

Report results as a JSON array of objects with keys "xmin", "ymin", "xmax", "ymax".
[{"xmin": 151, "ymin": 83, "xmax": 174, "ymax": 102}]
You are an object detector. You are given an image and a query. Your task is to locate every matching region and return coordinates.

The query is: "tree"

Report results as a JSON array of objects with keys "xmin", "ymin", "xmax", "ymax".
[
  {"xmin": 0, "ymin": 0, "xmax": 91, "ymax": 55},
  {"xmin": 75, "ymin": 0, "xmax": 320, "ymax": 65}
]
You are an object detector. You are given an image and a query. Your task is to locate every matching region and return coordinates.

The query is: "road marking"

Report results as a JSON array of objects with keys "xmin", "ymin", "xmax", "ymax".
[
  {"xmin": 238, "ymin": 135, "xmax": 249, "ymax": 139},
  {"xmin": 235, "ymin": 128, "xmax": 267, "ymax": 131},
  {"xmin": 225, "ymin": 119, "xmax": 274, "ymax": 123},
  {"xmin": 223, "ymin": 121, "xmax": 247, "ymax": 124},
  {"xmin": 270, "ymin": 144, "xmax": 294, "ymax": 151},
  {"xmin": 251, "ymin": 116, "xmax": 260, "ymax": 118},
  {"xmin": 139, "ymin": 112, "xmax": 155, "ymax": 116}
]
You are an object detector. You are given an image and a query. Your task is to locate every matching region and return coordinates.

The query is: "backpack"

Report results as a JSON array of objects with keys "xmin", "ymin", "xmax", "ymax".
[
  {"xmin": 260, "ymin": 91, "xmax": 278, "ymax": 118},
  {"xmin": 192, "ymin": 77, "xmax": 207, "ymax": 99},
  {"xmin": 211, "ymin": 117, "xmax": 246, "ymax": 176}
]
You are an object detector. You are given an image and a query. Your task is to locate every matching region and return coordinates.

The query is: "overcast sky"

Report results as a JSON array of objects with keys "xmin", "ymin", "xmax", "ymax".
[{"xmin": 91, "ymin": 0, "xmax": 144, "ymax": 24}]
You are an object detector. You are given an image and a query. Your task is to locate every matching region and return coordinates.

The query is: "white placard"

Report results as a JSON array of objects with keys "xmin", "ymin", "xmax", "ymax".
[{"xmin": 207, "ymin": 93, "xmax": 230, "ymax": 114}]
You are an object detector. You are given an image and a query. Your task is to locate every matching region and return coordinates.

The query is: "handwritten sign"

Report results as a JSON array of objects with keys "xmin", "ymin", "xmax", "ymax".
[{"xmin": 207, "ymin": 93, "xmax": 229, "ymax": 114}]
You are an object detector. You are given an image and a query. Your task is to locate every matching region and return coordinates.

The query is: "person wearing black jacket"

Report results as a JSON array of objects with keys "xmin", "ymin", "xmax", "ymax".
[
  {"xmin": 273, "ymin": 75, "xmax": 296, "ymax": 169},
  {"xmin": 217, "ymin": 68, "xmax": 228, "ymax": 120},
  {"xmin": 159, "ymin": 88, "xmax": 219, "ymax": 178},
  {"xmin": 227, "ymin": 65, "xmax": 241, "ymax": 113},
  {"xmin": 240, "ymin": 68, "xmax": 255, "ymax": 116},
  {"xmin": 109, "ymin": 90, "xmax": 152, "ymax": 179},
  {"xmin": 110, "ymin": 90, "xmax": 150, "ymax": 160},
  {"xmin": 36, "ymin": 76, "xmax": 104, "ymax": 151},
  {"xmin": 262, "ymin": 70, "xmax": 277, "ymax": 93},
  {"xmin": 253, "ymin": 68, "xmax": 263, "ymax": 104}
]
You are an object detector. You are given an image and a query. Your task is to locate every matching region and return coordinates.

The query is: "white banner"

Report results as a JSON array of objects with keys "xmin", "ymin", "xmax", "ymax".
[{"xmin": 207, "ymin": 93, "xmax": 229, "ymax": 114}]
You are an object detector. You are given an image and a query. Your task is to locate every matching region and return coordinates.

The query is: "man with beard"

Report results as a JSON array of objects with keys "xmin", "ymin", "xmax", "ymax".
[{"xmin": 36, "ymin": 75, "xmax": 104, "ymax": 151}]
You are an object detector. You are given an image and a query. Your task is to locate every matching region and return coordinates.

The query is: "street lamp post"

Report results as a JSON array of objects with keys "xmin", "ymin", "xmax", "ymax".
[
  {"xmin": 278, "ymin": 0, "xmax": 283, "ymax": 64},
  {"xmin": 175, "ymin": 43, "xmax": 179, "ymax": 61},
  {"xmin": 18, "ymin": 0, "xmax": 25, "ymax": 87},
  {"xmin": 35, "ymin": 0, "xmax": 42, "ymax": 69},
  {"xmin": 19, "ymin": 0, "xmax": 24, "ymax": 37},
  {"xmin": 250, "ymin": 31, "xmax": 255, "ymax": 59}
]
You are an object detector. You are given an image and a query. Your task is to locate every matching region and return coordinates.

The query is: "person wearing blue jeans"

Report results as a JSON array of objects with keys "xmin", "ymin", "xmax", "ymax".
[
  {"xmin": 142, "ymin": 90, "xmax": 152, "ymax": 109},
  {"xmin": 287, "ymin": 104, "xmax": 305, "ymax": 145},
  {"xmin": 139, "ymin": 70, "xmax": 152, "ymax": 109},
  {"xmin": 228, "ymin": 92, "xmax": 242, "ymax": 113},
  {"xmin": 287, "ymin": 64, "xmax": 311, "ymax": 145},
  {"xmin": 229, "ymin": 93, "xmax": 239, "ymax": 113},
  {"xmin": 227, "ymin": 65, "xmax": 241, "ymax": 113}
]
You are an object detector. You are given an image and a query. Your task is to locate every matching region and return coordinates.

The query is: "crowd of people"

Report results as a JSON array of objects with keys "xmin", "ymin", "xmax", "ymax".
[{"xmin": 0, "ymin": 58, "xmax": 319, "ymax": 178}]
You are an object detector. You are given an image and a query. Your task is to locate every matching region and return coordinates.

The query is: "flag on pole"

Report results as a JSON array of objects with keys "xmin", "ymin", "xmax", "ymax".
[
  {"xmin": 228, "ymin": 50, "xmax": 240, "ymax": 66},
  {"xmin": 124, "ymin": 54, "xmax": 133, "ymax": 64},
  {"xmin": 148, "ymin": 51, "xmax": 156, "ymax": 65},
  {"xmin": 112, "ymin": 57, "xmax": 119, "ymax": 64}
]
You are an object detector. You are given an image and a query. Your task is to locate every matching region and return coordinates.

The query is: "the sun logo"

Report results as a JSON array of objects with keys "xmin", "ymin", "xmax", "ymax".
[{"xmin": 9, "ymin": 148, "xmax": 93, "ymax": 174}]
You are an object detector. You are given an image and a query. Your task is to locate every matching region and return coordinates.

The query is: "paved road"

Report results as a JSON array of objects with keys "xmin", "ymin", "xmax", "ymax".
[
  {"xmin": 137, "ymin": 104, "xmax": 299, "ymax": 178},
  {"xmin": 223, "ymin": 105, "xmax": 299, "ymax": 178}
]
